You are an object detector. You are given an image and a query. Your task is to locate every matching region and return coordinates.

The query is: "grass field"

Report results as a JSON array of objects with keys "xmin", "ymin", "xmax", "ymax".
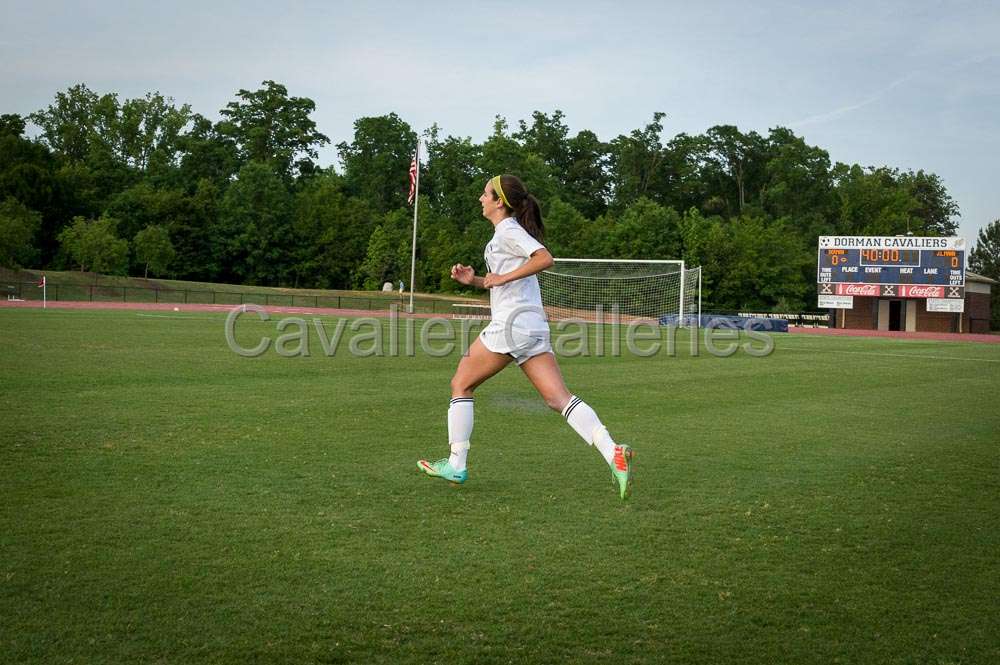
[{"xmin": 2, "ymin": 307, "xmax": 998, "ymax": 664}]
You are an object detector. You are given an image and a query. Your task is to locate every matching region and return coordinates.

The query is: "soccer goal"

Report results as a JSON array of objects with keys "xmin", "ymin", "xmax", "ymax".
[{"xmin": 538, "ymin": 259, "xmax": 702, "ymax": 327}]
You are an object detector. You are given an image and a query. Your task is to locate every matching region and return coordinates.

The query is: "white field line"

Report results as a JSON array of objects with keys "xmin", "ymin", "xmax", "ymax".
[
  {"xmin": 779, "ymin": 346, "xmax": 1000, "ymax": 363},
  {"xmin": 135, "ymin": 313, "xmax": 223, "ymax": 321}
]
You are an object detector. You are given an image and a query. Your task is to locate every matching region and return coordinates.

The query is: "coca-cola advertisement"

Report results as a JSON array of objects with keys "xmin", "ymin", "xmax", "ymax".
[
  {"xmin": 899, "ymin": 285, "xmax": 944, "ymax": 298},
  {"xmin": 835, "ymin": 283, "xmax": 880, "ymax": 296}
]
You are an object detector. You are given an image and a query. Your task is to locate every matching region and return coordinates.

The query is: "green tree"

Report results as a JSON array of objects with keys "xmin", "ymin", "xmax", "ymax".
[
  {"xmin": 105, "ymin": 183, "xmax": 188, "ymax": 243},
  {"xmin": 677, "ymin": 208, "xmax": 811, "ymax": 311},
  {"xmin": 479, "ymin": 117, "xmax": 559, "ymax": 207},
  {"xmin": 337, "ymin": 113, "xmax": 418, "ymax": 212},
  {"xmin": 718, "ymin": 215, "xmax": 811, "ymax": 311},
  {"xmin": 423, "ymin": 126, "xmax": 483, "ymax": 228},
  {"xmin": 543, "ymin": 198, "xmax": 589, "ymax": 257},
  {"xmin": 969, "ymin": 219, "xmax": 1000, "ymax": 330},
  {"xmin": 218, "ymin": 80, "xmax": 329, "ymax": 178},
  {"xmin": 291, "ymin": 172, "xmax": 375, "ymax": 288},
  {"xmin": 115, "ymin": 92, "xmax": 192, "ymax": 175},
  {"xmin": 29, "ymin": 83, "xmax": 100, "ymax": 162},
  {"xmin": 217, "ymin": 162, "xmax": 294, "ymax": 285},
  {"xmin": 969, "ymin": 219, "xmax": 1000, "ymax": 278},
  {"xmin": 607, "ymin": 198, "xmax": 682, "ymax": 260},
  {"xmin": 564, "ymin": 129, "xmax": 611, "ymax": 219},
  {"xmin": 695, "ymin": 125, "xmax": 768, "ymax": 217},
  {"xmin": 678, "ymin": 208, "xmax": 728, "ymax": 307},
  {"xmin": 0, "ymin": 197, "xmax": 41, "ymax": 268},
  {"xmin": 14, "ymin": 86, "xmax": 972, "ymax": 304},
  {"xmin": 358, "ymin": 225, "xmax": 396, "ymax": 290},
  {"xmin": 419, "ymin": 219, "xmax": 463, "ymax": 292},
  {"xmin": 0, "ymin": 122, "xmax": 57, "ymax": 263},
  {"xmin": 478, "ymin": 116, "xmax": 521, "ymax": 176},
  {"xmin": 760, "ymin": 127, "xmax": 836, "ymax": 237},
  {"xmin": 176, "ymin": 114, "xmax": 241, "ymax": 187},
  {"xmin": 133, "ymin": 225, "xmax": 175, "ymax": 278},
  {"xmin": 57, "ymin": 215, "xmax": 129, "ymax": 276},
  {"xmin": 573, "ymin": 213, "xmax": 617, "ymax": 258},
  {"xmin": 167, "ymin": 179, "xmax": 222, "ymax": 281},
  {"xmin": 413, "ymin": 195, "xmax": 467, "ymax": 292},
  {"xmin": 658, "ymin": 133, "xmax": 711, "ymax": 214},
  {"xmin": 357, "ymin": 197, "xmax": 456, "ymax": 293},
  {"xmin": 31, "ymin": 86, "xmax": 191, "ymax": 175},
  {"xmin": 0, "ymin": 114, "xmax": 26, "ymax": 137},
  {"xmin": 357, "ymin": 212, "xmax": 413, "ymax": 290},
  {"xmin": 1, "ymin": 128, "xmax": 57, "ymax": 209},
  {"xmin": 833, "ymin": 165, "xmax": 916, "ymax": 236},
  {"xmin": 897, "ymin": 169, "xmax": 959, "ymax": 236},
  {"xmin": 30, "ymin": 85, "xmax": 134, "ymax": 210},
  {"xmin": 608, "ymin": 112, "xmax": 668, "ymax": 209},
  {"xmin": 515, "ymin": 110, "xmax": 572, "ymax": 176}
]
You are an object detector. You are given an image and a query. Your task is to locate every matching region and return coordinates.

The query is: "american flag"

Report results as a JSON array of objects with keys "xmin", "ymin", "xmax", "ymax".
[{"xmin": 407, "ymin": 154, "xmax": 417, "ymax": 205}]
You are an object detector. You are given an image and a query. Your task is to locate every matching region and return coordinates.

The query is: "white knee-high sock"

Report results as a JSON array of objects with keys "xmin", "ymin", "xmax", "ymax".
[
  {"xmin": 562, "ymin": 395, "xmax": 616, "ymax": 466},
  {"xmin": 448, "ymin": 397, "xmax": 474, "ymax": 470}
]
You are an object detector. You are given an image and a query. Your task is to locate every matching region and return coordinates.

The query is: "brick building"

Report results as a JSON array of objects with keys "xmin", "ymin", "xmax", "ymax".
[{"xmin": 834, "ymin": 271, "xmax": 996, "ymax": 333}]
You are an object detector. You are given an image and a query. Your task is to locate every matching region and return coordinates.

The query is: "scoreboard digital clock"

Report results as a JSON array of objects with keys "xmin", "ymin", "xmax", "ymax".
[
  {"xmin": 817, "ymin": 236, "xmax": 965, "ymax": 297},
  {"xmin": 858, "ymin": 249, "xmax": 920, "ymax": 267}
]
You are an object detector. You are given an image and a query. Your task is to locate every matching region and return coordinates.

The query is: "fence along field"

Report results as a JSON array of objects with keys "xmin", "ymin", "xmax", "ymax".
[{"xmin": 1, "ymin": 268, "xmax": 486, "ymax": 314}]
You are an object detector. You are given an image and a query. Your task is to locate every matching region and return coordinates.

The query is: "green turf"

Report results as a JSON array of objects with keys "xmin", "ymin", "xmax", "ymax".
[{"xmin": 2, "ymin": 309, "xmax": 998, "ymax": 664}]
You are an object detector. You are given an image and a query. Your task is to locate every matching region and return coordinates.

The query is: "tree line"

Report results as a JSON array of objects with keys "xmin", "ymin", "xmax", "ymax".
[{"xmin": 2, "ymin": 79, "xmax": 993, "ymax": 314}]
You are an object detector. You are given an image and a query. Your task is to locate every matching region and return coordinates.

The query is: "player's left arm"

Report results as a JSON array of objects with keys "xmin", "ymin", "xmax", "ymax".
[{"xmin": 483, "ymin": 248, "xmax": 553, "ymax": 288}]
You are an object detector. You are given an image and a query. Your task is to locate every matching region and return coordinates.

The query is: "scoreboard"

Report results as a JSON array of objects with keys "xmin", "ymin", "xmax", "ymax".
[{"xmin": 817, "ymin": 236, "xmax": 965, "ymax": 301}]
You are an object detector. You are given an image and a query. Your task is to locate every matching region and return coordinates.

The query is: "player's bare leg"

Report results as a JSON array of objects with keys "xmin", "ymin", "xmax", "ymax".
[
  {"xmin": 418, "ymin": 338, "xmax": 513, "ymax": 485},
  {"xmin": 450, "ymin": 337, "xmax": 514, "ymax": 398},
  {"xmin": 517, "ymin": 351, "xmax": 572, "ymax": 411},
  {"xmin": 520, "ymin": 352, "xmax": 634, "ymax": 499}
]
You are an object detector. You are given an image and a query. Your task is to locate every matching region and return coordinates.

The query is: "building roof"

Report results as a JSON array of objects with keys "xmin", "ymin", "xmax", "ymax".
[{"xmin": 968, "ymin": 271, "xmax": 999, "ymax": 285}]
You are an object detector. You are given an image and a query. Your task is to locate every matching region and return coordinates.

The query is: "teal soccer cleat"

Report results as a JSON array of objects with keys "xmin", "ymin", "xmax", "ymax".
[
  {"xmin": 417, "ymin": 458, "xmax": 468, "ymax": 485},
  {"xmin": 610, "ymin": 444, "xmax": 634, "ymax": 500}
]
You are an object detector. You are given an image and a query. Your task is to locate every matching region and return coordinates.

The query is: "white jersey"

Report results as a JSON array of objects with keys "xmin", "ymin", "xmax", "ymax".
[{"xmin": 484, "ymin": 217, "xmax": 548, "ymax": 335}]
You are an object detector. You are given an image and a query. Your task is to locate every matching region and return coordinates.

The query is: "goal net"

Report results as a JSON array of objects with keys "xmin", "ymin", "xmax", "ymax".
[{"xmin": 538, "ymin": 259, "xmax": 701, "ymax": 326}]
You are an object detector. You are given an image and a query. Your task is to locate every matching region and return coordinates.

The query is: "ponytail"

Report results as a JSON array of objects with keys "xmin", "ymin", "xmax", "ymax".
[
  {"xmin": 515, "ymin": 194, "xmax": 544, "ymax": 242},
  {"xmin": 494, "ymin": 174, "xmax": 545, "ymax": 242}
]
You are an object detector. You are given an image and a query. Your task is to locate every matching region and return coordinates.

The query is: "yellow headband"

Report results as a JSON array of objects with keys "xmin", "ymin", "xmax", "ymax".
[{"xmin": 490, "ymin": 176, "xmax": 511, "ymax": 209}]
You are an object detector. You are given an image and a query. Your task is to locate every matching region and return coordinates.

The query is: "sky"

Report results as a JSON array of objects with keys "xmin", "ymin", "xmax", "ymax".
[{"xmin": 2, "ymin": 0, "xmax": 998, "ymax": 245}]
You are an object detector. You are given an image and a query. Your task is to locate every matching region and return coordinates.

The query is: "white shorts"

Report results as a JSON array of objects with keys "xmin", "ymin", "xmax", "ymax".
[{"xmin": 479, "ymin": 321, "xmax": 552, "ymax": 365}]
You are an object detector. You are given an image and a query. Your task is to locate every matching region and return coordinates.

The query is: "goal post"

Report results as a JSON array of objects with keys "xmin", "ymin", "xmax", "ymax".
[{"xmin": 538, "ymin": 258, "xmax": 701, "ymax": 327}]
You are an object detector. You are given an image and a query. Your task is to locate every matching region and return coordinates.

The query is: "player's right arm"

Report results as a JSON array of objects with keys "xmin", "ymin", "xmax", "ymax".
[{"xmin": 451, "ymin": 264, "xmax": 484, "ymax": 288}]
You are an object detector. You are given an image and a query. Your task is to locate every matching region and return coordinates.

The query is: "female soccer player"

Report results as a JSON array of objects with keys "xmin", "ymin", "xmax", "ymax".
[{"xmin": 417, "ymin": 175, "xmax": 634, "ymax": 500}]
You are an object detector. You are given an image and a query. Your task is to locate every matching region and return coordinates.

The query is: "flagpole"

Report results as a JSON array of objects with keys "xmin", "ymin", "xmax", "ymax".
[{"xmin": 408, "ymin": 140, "xmax": 420, "ymax": 314}]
